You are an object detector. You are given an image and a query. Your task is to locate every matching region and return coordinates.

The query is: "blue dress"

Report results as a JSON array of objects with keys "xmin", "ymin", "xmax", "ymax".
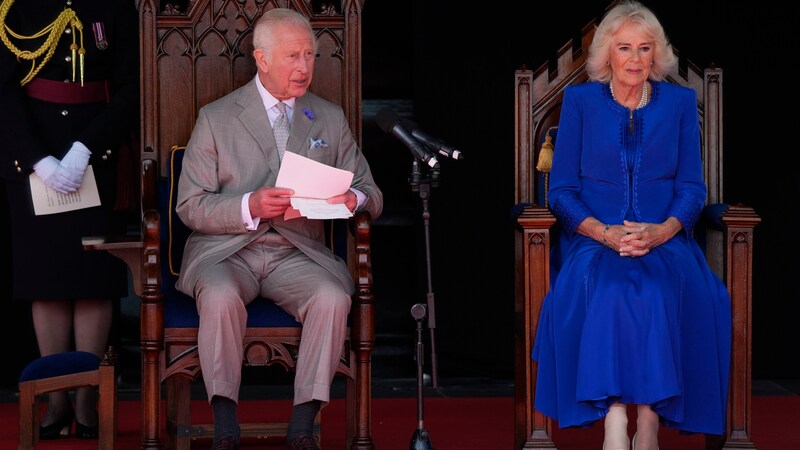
[{"xmin": 531, "ymin": 81, "xmax": 731, "ymax": 435}]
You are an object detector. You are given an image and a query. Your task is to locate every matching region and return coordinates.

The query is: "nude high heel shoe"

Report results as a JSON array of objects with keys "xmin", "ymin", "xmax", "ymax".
[
  {"xmin": 632, "ymin": 432, "xmax": 658, "ymax": 450},
  {"xmin": 603, "ymin": 405, "xmax": 630, "ymax": 450},
  {"xmin": 602, "ymin": 437, "xmax": 630, "ymax": 450}
]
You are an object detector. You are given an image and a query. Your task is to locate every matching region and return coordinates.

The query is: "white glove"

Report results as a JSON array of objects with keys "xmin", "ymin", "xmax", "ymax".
[
  {"xmin": 61, "ymin": 141, "xmax": 92, "ymax": 185},
  {"xmin": 33, "ymin": 156, "xmax": 81, "ymax": 193}
]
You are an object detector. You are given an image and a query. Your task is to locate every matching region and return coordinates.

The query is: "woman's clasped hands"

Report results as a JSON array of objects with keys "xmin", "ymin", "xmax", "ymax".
[{"xmin": 605, "ymin": 218, "xmax": 680, "ymax": 257}]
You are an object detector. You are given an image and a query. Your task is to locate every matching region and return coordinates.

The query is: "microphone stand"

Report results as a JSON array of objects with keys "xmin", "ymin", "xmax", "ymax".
[
  {"xmin": 407, "ymin": 159, "xmax": 440, "ymax": 450},
  {"xmin": 408, "ymin": 160, "xmax": 440, "ymax": 388},
  {"xmin": 410, "ymin": 303, "xmax": 433, "ymax": 450}
]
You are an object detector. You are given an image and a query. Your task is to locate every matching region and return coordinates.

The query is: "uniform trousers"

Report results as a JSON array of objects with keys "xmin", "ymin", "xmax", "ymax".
[{"xmin": 193, "ymin": 229, "xmax": 351, "ymax": 406}]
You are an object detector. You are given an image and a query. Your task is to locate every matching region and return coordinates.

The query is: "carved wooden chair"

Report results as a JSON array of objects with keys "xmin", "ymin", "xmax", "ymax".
[
  {"xmin": 83, "ymin": 1, "xmax": 374, "ymax": 449},
  {"xmin": 512, "ymin": 8, "xmax": 760, "ymax": 450}
]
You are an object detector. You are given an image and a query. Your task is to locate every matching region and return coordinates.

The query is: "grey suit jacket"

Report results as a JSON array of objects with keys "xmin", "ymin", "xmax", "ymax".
[{"xmin": 175, "ymin": 78, "xmax": 383, "ymax": 297}]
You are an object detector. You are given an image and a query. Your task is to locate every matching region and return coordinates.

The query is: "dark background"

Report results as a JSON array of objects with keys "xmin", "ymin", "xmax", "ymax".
[
  {"xmin": 2, "ymin": 0, "xmax": 797, "ymax": 390},
  {"xmin": 360, "ymin": 0, "xmax": 798, "ymax": 383}
]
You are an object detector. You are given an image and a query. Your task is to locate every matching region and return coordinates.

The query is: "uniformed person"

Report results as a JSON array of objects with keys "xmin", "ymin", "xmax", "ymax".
[{"xmin": 0, "ymin": 0, "xmax": 139, "ymax": 440}]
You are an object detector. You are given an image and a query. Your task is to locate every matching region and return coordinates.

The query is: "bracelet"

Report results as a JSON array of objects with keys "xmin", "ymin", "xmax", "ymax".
[{"xmin": 602, "ymin": 224, "xmax": 610, "ymax": 246}]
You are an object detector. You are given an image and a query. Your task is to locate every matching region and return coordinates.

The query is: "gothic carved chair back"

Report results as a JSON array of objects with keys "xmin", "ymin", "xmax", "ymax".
[
  {"xmin": 85, "ymin": 1, "xmax": 375, "ymax": 449},
  {"xmin": 512, "ymin": 5, "xmax": 760, "ymax": 449}
]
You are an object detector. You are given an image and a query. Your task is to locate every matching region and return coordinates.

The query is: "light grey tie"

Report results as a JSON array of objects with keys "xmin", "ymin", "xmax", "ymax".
[{"xmin": 273, "ymin": 101, "xmax": 290, "ymax": 160}]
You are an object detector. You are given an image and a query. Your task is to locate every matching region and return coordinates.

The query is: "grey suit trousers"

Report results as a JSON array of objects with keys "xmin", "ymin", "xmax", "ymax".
[{"xmin": 193, "ymin": 229, "xmax": 351, "ymax": 406}]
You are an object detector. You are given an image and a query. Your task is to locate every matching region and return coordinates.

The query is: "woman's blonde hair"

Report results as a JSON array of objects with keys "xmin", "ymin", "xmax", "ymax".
[{"xmin": 585, "ymin": 1, "xmax": 676, "ymax": 82}]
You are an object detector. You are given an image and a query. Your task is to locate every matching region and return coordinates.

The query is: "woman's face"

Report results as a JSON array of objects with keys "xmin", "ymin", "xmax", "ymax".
[{"xmin": 609, "ymin": 21, "xmax": 654, "ymax": 88}]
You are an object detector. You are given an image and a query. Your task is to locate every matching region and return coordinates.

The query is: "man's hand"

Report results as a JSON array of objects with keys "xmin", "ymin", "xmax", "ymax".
[
  {"xmin": 249, "ymin": 186, "xmax": 295, "ymax": 219},
  {"xmin": 327, "ymin": 190, "xmax": 357, "ymax": 212}
]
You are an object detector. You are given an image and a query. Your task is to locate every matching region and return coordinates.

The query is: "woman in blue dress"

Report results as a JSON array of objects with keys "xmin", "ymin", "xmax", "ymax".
[{"xmin": 531, "ymin": 2, "xmax": 731, "ymax": 449}]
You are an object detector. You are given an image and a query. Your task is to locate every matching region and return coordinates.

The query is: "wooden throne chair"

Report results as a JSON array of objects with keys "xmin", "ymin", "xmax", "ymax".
[
  {"xmin": 84, "ymin": 1, "xmax": 375, "ymax": 449},
  {"xmin": 512, "ymin": 7, "xmax": 760, "ymax": 450}
]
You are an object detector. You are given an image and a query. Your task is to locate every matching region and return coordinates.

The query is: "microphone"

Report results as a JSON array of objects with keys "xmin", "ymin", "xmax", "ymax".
[
  {"xmin": 401, "ymin": 118, "xmax": 464, "ymax": 160},
  {"xmin": 375, "ymin": 108, "xmax": 440, "ymax": 169}
]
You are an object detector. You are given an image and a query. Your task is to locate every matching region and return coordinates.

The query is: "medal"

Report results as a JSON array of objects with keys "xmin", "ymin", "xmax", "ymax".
[{"xmin": 92, "ymin": 22, "xmax": 108, "ymax": 50}]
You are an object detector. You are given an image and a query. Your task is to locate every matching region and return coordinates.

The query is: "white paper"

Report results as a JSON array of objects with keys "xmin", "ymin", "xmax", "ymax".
[
  {"xmin": 290, "ymin": 197, "xmax": 353, "ymax": 219},
  {"xmin": 276, "ymin": 152, "xmax": 353, "ymax": 198},
  {"xmin": 30, "ymin": 165, "xmax": 102, "ymax": 215},
  {"xmin": 276, "ymin": 152, "xmax": 354, "ymax": 219}
]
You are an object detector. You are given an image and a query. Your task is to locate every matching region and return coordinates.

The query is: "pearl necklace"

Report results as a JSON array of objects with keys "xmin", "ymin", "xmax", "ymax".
[{"xmin": 610, "ymin": 80, "xmax": 649, "ymax": 109}]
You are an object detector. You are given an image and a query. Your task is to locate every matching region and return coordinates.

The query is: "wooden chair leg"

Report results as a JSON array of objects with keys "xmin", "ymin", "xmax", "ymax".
[
  {"xmin": 166, "ymin": 375, "xmax": 193, "ymax": 450},
  {"xmin": 17, "ymin": 382, "xmax": 36, "ymax": 450},
  {"xmin": 98, "ymin": 362, "xmax": 117, "ymax": 450}
]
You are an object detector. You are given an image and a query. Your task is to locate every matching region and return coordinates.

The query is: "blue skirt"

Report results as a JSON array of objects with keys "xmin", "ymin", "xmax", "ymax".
[{"xmin": 532, "ymin": 233, "xmax": 730, "ymax": 435}]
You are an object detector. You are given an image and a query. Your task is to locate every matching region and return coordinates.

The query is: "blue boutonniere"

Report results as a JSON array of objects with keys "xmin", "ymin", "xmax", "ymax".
[
  {"xmin": 303, "ymin": 108, "xmax": 314, "ymax": 120},
  {"xmin": 309, "ymin": 137, "xmax": 329, "ymax": 149}
]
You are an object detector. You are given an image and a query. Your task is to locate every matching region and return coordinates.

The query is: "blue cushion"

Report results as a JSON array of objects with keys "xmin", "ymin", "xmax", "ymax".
[
  {"xmin": 694, "ymin": 202, "xmax": 730, "ymax": 253},
  {"xmin": 700, "ymin": 202, "xmax": 730, "ymax": 231},
  {"xmin": 163, "ymin": 284, "xmax": 301, "ymax": 328},
  {"xmin": 509, "ymin": 202, "xmax": 533, "ymax": 221},
  {"xmin": 159, "ymin": 147, "xmax": 191, "ymax": 279},
  {"xmin": 19, "ymin": 351, "xmax": 101, "ymax": 382}
]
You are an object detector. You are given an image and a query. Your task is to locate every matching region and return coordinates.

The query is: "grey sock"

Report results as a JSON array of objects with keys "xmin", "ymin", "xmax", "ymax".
[
  {"xmin": 286, "ymin": 400, "xmax": 321, "ymax": 441},
  {"xmin": 211, "ymin": 395, "xmax": 240, "ymax": 443}
]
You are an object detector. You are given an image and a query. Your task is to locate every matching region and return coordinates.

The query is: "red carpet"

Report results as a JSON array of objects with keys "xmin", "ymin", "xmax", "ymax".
[{"xmin": 2, "ymin": 396, "xmax": 797, "ymax": 449}]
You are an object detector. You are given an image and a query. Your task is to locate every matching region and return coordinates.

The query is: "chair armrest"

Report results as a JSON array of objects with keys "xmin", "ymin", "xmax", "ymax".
[
  {"xmin": 348, "ymin": 209, "xmax": 373, "ymax": 344},
  {"xmin": 515, "ymin": 203, "xmax": 556, "ymax": 232},
  {"xmin": 81, "ymin": 208, "xmax": 160, "ymax": 298},
  {"xmin": 82, "ymin": 158, "xmax": 161, "ymax": 297},
  {"xmin": 719, "ymin": 203, "xmax": 760, "ymax": 230},
  {"xmin": 716, "ymin": 203, "xmax": 760, "ymax": 289},
  {"xmin": 715, "ymin": 203, "xmax": 759, "ymax": 443},
  {"xmin": 350, "ymin": 210, "xmax": 372, "ymax": 289},
  {"xmin": 82, "ymin": 236, "xmax": 144, "ymax": 295}
]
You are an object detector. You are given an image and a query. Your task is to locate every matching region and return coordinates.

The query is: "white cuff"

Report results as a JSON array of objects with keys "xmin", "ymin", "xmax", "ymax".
[
  {"xmin": 241, "ymin": 192, "xmax": 260, "ymax": 230},
  {"xmin": 70, "ymin": 141, "xmax": 92, "ymax": 156},
  {"xmin": 33, "ymin": 156, "xmax": 60, "ymax": 179},
  {"xmin": 351, "ymin": 188, "xmax": 366, "ymax": 209}
]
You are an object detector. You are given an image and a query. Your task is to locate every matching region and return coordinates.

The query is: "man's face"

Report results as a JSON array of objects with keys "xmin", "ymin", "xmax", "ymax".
[{"xmin": 255, "ymin": 23, "xmax": 315, "ymax": 100}]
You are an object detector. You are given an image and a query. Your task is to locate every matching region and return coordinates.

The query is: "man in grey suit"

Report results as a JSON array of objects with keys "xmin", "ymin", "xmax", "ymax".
[{"xmin": 174, "ymin": 8, "xmax": 383, "ymax": 450}]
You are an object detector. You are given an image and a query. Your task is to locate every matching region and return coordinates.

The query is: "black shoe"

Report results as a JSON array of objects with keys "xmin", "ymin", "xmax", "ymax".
[
  {"xmin": 39, "ymin": 407, "xmax": 74, "ymax": 440},
  {"xmin": 286, "ymin": 434, "xmax": 320, "ymax": 450},
  {"xmin": 211, "ymin": 435, "xmax": 240, "ymax": 450},
  {"xmin": 76, "ymin": 421, "xmax": 99, "ymax": 439}
]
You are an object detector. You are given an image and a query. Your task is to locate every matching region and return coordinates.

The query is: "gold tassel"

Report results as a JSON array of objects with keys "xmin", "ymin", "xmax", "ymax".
[
  {"xmin": 0, "ymin": 0, "xmax": 85, "ymax": 86},
  {"xmin": 70, "ymin": 42, "xmax": 77, "ymax": 81},
  {"xmin": 78, "ymin": 47, "xmax": 85, "ymax": 86},
  {"xmin": 75, "ymin": 17, "xmax": 84, "ymax": 86},
  {"xmin": 535, "ymin": 126, "xmax": 557, "ymax": 172}
]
